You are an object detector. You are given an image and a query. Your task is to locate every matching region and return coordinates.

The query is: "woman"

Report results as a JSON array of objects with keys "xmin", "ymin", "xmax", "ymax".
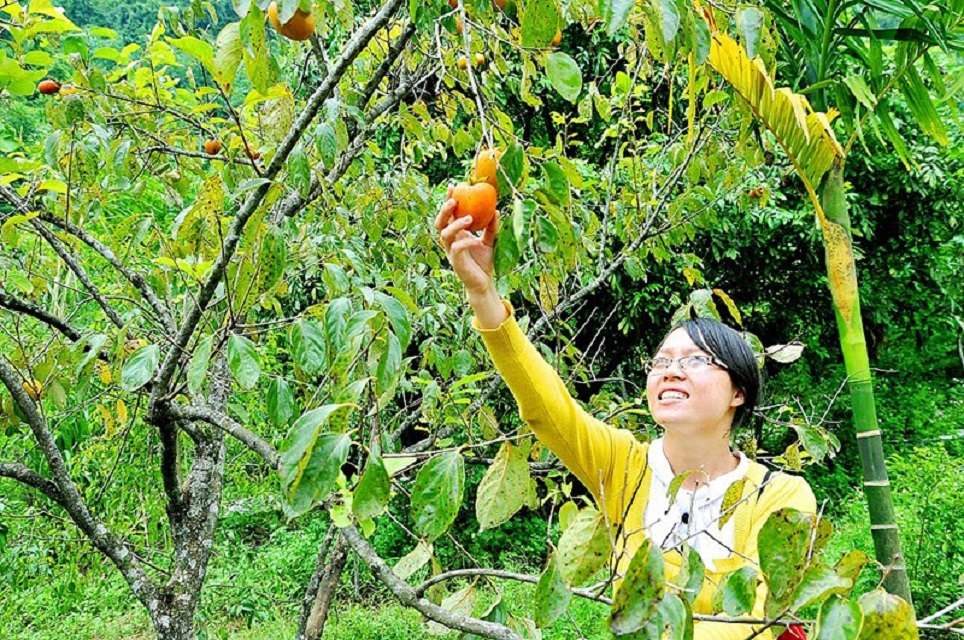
[
  {"xmin": 434, "ymin": 191, "xmax": 816, "ymax": 639},
  {"xmin": 435, "ymin": 189, "xmax": 816, "ymax": 640}
]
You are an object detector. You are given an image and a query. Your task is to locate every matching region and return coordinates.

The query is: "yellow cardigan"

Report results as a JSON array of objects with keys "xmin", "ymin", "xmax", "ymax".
[{"xmin": 472, "ymin": 299, "xmax": 817, "ymax": 640}]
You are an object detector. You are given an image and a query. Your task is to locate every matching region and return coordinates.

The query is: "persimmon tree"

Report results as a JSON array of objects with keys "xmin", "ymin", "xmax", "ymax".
[{"xmin": 0, "ymin": 0, "xmax": 958, "ymax": 639}]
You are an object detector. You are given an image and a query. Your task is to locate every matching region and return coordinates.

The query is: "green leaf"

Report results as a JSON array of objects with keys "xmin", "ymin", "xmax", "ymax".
[
  {"xmin": 494, "ymin": 221, "xmax": 521, "ymax": 278},
  {"xmin": 374, "ymin": 291, "xmax": 412, "ymax": 350},
  {"xmin": 23, "ymin": 50, "xmax": 55, "ymax": 67},
  {"xmin": 715, "ymin": 566, "xmax": 757, "ymax": 617},
  {"xmin": 288, "ymin": 146, "xmax": 311, "ymax": 198},
  {"xmin": 120, "ymin": 344, "xmax": 159, "ymax": 391},
  {"xmin": 670, "ymin": 543, "xmax": 705, "ymax": 605},
  {"xmin": 899, "ymin": 64, "xmax": 948, "ymax": 146},
  {"xmin": 187, "ymin": 335, "xmax": 213, "ymax": 395},
  {"xmin": 758, "ymin": 508, "xmax": 817, "ymax": 616},
  {"xmin": 232, "ymin": 0, "xmax": 252, "ymax": 18},
  {"xmin": 609, "ymin": 539, "xmax": 664, "ymax": 635},
  {"xmin": 843, "ymin": 75, "xmax": 876, "ymax": 110},
  {"xmin": 600, "ymin": 0, "xmax": 634, "ymax": 35},
  {"xmin": 353, "ymin": 454, "xmax": 391, "ymax": 520},
  {"xmin": 411, "ymin": 451, "xmax": 465, "ymax": 541},
  {"xmin": 545, "ymin": 52, "xmax": 582, "ymax": 103},
  {"xmin": 520, "ymin": 0, "xmax": 561, "ymax": 48},
  {"xmin": 316, "ymin": 122, "xmax": 337, "ymax": 169},
  {"xmin": 718, "ymin": 477, "xmax": 747, "ymax": 527},
  {"xmin": 240, "ymin": 5, "xmax": 272, "ymax": 93},
  {"xmin": 279, "ymin": 405, "xmax": 354, "ymax": 517},
  {"xmin": 498, "ymin": 142, "xmax": 526, "ymax": 194},
  {"xmin": 255, "ymin": 225, "xmax": 287, "ymax": 295},
  {"xmin": 791, "ymin": 563, "xmax": 852, "ymax": 612},
  {"xmin": 834, "ymin": 550, "xmax": 869, "ymax": 586},
  {"xmin": 657, "ymin": 593, "xmax": 690, "ymax": 640},
  {"xmin": 816, "ymin": 595, "xmax": 863, "ymax": 640},
  {"xmin": 857, "ymin": 590, "xmax": 917, "ymax": 640},
  {"xmin": 227, "ymin": 334, "xmax": 261, "ymax": 390},
  {"xmin": 427, "ymin": 585, "xmax": 477, "ymax": 635},
  {"xmin": 394, "ymin": 539, "xmax": 433, "ymax": 580},
  {"xmin": 475, "ymin": 441, "xmax": 530, "ymax": 531},
  {"xmin": 325, "ymin": 297, "xmax": 352, "ymax": 353},
  {"xmin": 735, "ymin": 6, "xmax": 764, "ymax": 59},
  {"xmin": 557, "ymin": 507, "xmax": 611, "ymax": 586},
  {"xmin": 214, "ymin": 22, "xmax": 243, "ymax": 87},
  {"xmin": 375, "ymin": 330, "xmax": 402, "ymax": 401},
  {"xmin": 267, "ymin": 376, "xmax": 296, "ymax": 428},
  {"xmin": 168, "ymin": 36, "xmax": 217, "ymax": 77},
  {"xmin": 291, "ymin": 319, "xmax": 327, "ymax": 374},
  {"xmin": 542, "ymin": 161, "xmax": 570, "ymax": 206},
  {"xmin": 666, "ymin": 470, "xmax": 694, "ymax": 504},
  {"xmin": 534, "ymin": 553, "xmax": 571, "ymax": 628},
  {"xmin": 537, "ymin": 215, "xmax": 559, "ymax": 253},
  {"xmin": 652, "ymin": 0, "xmax": 680, "ymax": 45}
]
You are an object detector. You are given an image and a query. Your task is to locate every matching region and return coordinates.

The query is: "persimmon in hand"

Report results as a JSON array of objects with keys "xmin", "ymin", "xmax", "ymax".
[{"xmin": 451, "ymin": 182, "xmax": 497, "ymax": 232}]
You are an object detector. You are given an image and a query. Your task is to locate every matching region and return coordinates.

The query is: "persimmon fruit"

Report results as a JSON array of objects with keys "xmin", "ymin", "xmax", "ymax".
[
  {"xmin": 267, "ymin": 1, "xmax": 316, "ymax": 41},
  {"xmin": 451, "ymin": 182, "xmax": 498, "ymax": 232},
  {"xmin": 551, "ymin": 29, "xmax": 562, "ymax": 46},
  {"xmin": 38, "ymin": 79, "xmax": 60, "ymax": 95},
  {"xmin": 203, "ymin": 139, "xmax": 222, "ymax": 155},
  {"xmin": 472, "ymin": 147, "xmax": 501, "ymax": 191}
]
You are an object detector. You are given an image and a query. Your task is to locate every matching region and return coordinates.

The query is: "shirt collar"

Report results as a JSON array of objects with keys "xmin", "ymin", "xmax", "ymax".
[{"xmin": 647, "ymin": 436, "xmax": 748, "ymax": 494}]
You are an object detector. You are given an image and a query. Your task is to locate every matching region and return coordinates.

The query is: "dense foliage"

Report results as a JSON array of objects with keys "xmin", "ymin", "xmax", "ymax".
[{"xmin": 0, "ymin": 0, "xmax": 961, "ymax": 638}]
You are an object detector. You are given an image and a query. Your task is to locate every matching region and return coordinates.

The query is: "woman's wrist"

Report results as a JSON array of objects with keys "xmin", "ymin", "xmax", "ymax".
[{"xmin": 466, "ymin": 283, "xmax": 508, "ymax": 329}]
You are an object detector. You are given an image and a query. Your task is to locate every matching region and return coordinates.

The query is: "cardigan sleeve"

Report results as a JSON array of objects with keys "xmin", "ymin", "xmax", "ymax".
[{"xmin": 471, "ymin": 298, "xmax": 638, "ymax": 505}]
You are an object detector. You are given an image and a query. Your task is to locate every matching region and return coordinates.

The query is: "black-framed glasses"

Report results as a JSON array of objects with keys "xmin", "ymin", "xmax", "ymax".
[{"xmin": 643, "ymin": 354, "xmax": 728, "ymax": 376}]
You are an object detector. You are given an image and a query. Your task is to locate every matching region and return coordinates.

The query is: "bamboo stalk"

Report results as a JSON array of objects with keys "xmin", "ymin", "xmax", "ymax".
[{"xmin": 815, "ymin": 164, "xmax": 913, "ymax": 604}]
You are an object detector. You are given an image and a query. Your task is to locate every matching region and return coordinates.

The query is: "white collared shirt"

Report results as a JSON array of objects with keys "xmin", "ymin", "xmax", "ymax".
[{"xmin": 643, "ymin": 437, "xmax": 749, "ymax": 571}]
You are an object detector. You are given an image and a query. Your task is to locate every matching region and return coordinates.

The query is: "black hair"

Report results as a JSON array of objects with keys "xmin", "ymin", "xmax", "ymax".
[{"xmin": 658, "ymin": 317, "xmax": 762, "ymax": 430}]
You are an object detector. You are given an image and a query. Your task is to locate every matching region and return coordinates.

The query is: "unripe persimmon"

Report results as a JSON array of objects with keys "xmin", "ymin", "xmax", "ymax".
[
  {"xmin": 551, "ymin": 28, "xmax": 562, "ymax": 46},
  {"xmin": 267, "ymin": 1, "xmax": 316, "ymax": 41},
  {"xmin": 472, "ymin": 147, "xmax": 501, "ymax": 191},
  {"xmin": 473, "ymin": 52, "xmax": 485, "ymax": 66},
  {"xmin": 203, "ymin": 139, "xmax": 222, "ymax": 155},
  {"xmin": 38, "ymin": 79, "xmax": 60, "ymax": 95},
  {"xmin": 451, "ymin": 182, "xmax": 497, "ymax": 232}
]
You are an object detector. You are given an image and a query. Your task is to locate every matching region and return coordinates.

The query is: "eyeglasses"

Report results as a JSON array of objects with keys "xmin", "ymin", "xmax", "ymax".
[{"xmin": 643, "ymin": 354, "xmax": 728, "ymax": 376}]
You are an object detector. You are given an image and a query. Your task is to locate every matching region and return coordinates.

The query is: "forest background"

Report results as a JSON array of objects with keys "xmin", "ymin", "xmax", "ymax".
[{"xmin": 0, "ymin": 0, "xmax": 961, "ymax": 638}]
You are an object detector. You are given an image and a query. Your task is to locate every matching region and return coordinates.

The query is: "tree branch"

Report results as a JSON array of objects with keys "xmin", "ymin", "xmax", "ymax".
[
  {"xmin": 168, "ymin": 403, "xmax": 280, "ymax": 470},
  {"xmin": 0, "ymin": 185, "xmax": 126, "ymax": 329},
  {"xmin": 36, "ymin": 213, "xmax": 175, "ymax": 332},
  {"xmin": 150, "ymin": 0, "xmax": 406, "ymax": 408},
  {"xmin": 0, "ymin": 358, "xmax": 158, "ymax": 606},
  {"xmin": 0, "ymin": 462, "xmax": 63, "ymax": 503},
  {"xmin": 340, "ymin": 525, "xmax": 522, "ymax": 640},
  {"xmin": 0, "ymin": 288, "xmax": 83, "ymax": 342}
]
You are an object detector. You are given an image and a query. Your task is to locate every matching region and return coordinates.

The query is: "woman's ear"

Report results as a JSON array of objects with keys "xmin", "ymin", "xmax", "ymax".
[{"xmin": 730, "ymin": 387, "xmax": 745, "ymax": 407}]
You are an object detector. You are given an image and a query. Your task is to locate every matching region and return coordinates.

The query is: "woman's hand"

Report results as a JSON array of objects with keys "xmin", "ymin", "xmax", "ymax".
[{"xmin": 434, "ymin": 185, "xmax": 499, "ymax": 296}]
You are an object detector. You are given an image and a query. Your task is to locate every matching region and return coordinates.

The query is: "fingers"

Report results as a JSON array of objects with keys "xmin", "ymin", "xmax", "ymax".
[
  {"xmin": 481, "ymin": 210, "xmax": 499, "ymax": 247},
  {"xmin": 439, "ymin": 215, "xmax": 474, "ymax": 250},
  {"xmin": 434, "ymin": 196, "xmax": 457, "ymax": 230},
  {"xmin": 450, "ymin": 236, "xmax": 482, "ymax": 256}
]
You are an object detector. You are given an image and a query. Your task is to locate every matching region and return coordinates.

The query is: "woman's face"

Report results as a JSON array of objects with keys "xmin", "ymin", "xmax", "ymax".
[{"xmin": 645, "ymin": 327, "xmax": 745, "ymax": 436}]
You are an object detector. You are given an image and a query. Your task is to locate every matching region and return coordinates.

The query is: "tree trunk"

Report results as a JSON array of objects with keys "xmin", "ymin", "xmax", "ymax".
[
  {"xmin": 817, "ymin": 164, "xmax": 913, "ymax": 604},
  {"xmin": 300, "ymin": 535, "xmax": 350, "ymax": 640}
]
